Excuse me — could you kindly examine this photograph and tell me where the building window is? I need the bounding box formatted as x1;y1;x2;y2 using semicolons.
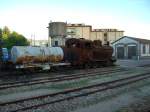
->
143;44;146;54
149;45;150;54
67;28;76;36
104;33;107;41
55;41;58;46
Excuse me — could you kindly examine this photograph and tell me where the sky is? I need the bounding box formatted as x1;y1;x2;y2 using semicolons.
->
0;0;150;40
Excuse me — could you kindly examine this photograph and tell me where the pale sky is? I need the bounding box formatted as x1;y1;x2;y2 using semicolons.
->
0;0;150;40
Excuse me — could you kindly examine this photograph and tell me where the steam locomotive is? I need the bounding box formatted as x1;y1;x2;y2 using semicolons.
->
0;38;116;71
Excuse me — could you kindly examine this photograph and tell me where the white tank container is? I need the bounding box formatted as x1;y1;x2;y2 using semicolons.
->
11;46;64;64
49;47;64;62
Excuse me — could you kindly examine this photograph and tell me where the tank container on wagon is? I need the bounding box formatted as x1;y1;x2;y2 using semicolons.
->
48;22;67;37
47;47;64;62
11;46;64;64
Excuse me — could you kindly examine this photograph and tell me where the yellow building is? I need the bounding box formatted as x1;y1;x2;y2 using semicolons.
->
91;29;124;44
66;24;124;44
67;24;91;40
47;22;124;46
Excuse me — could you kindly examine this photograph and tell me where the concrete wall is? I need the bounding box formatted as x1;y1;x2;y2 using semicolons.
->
51;37;66;46
67;25;124;44
112;37;150;60
67;26;91;39
112;37;139;59
107;32;123;43
49;23;124;47
90;32;103;41
140;43;150;57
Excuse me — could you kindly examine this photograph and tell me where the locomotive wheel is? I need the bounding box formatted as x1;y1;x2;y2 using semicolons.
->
104;60;111;67
84;62;92;69
93;63;98;68
89;62;94;68
84;64;89;69
77;64;85;69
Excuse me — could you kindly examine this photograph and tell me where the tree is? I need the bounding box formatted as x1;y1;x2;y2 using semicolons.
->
1;27;29;49
0;28;2;45
0;28;2;39
0;28;3;61
2;26;10;40
3;31;29;49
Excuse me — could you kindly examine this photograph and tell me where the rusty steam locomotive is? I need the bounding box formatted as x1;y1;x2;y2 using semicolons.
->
0;38;116;71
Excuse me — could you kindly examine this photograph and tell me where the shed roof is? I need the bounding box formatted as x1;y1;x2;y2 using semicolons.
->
112;36;150;44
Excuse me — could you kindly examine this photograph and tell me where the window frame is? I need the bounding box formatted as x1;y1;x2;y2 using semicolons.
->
142;44;146;54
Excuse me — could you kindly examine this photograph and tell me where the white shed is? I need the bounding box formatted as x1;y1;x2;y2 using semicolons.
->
112;36;150;60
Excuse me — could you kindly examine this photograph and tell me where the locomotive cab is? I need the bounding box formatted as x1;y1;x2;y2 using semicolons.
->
65;38;93;67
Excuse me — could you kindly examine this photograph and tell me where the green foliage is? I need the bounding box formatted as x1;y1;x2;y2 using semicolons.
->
0;26;29;49
0;28;2;39
3;26;10;36
2;26;10;40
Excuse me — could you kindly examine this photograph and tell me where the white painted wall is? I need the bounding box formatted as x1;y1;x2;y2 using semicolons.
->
140;43;150;56
112;37;138;45
51;37;66;46
112;37;138;57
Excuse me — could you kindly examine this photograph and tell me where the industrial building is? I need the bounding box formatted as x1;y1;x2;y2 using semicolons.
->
67;24;124;44
112;36;150;60
47;22;124;46
67;24;91;39
91;29;123;44
47;22;67;46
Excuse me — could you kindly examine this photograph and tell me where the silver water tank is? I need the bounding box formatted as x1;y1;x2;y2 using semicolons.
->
48;22;67;37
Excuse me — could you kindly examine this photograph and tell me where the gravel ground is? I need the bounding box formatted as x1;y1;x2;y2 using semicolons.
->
116;59;150;68
71;78;150;112
12;77;150;112
1;72;150;112
116;96;150;112
1;60;150;112
0;68;142;99
0;68;126;95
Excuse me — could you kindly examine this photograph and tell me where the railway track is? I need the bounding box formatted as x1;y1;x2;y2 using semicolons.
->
0;66;117;77
0;67;124;90
0;68;71;79
0;66;120;82
0;71;150;112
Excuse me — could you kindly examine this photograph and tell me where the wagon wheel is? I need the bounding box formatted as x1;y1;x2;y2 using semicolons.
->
84;62;92;69
104;60;111;67
92;62;98;68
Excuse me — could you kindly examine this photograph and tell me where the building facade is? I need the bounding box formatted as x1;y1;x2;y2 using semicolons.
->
48;22;67;46
91;29;123;44
67;24;124;44
67;24;91;39
112;36;150;60
47;22;124;46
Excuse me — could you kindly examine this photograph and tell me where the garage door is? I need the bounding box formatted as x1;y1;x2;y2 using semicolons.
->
117;47;124;59
128;46;137;59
